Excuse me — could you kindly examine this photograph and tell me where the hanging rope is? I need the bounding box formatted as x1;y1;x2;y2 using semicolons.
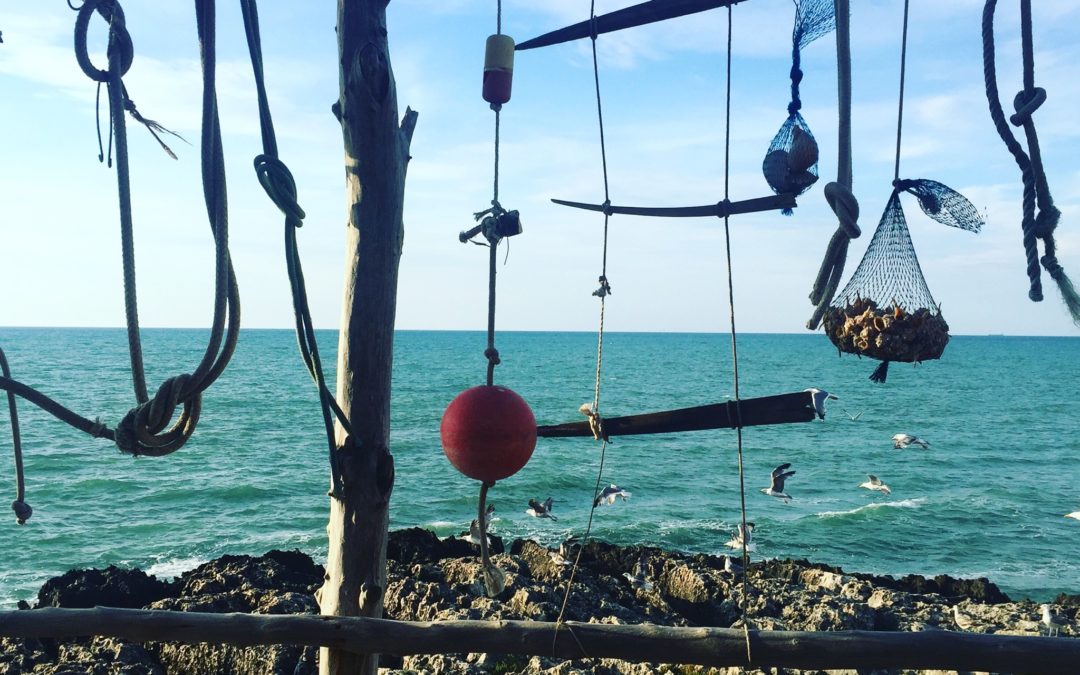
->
0;0;241;521
1;349;30;525
554;2;616;646
718;6;753;666
982;0;1080;325
806;0;859;330
238;0;350;496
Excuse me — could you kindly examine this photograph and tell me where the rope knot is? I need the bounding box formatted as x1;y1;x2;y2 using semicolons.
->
114;374;202;457
484;347;501;366
12;499;32;525
592;275;612;298
823;182;860;239
255;155;307;224
1009;87;1047;127
1041;254;1065;280
578;403;605;441
1034;205;1060;239
74;0;134;83
892;178;917;193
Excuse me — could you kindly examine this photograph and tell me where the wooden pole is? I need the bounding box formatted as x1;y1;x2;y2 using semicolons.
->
321;1;417;674
2;608;1077;674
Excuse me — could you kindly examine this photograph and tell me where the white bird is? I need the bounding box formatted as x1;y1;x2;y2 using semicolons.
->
952;604;974;631
723;555;744;576
483;503;496;529
548;550;571;567
859;474;892;495
842;408;863;421
622;552;653;591
526;497;558;521
1065;512;1080;521
462;519;491;547
893;433;930;449
761;463;795;502
805;388;838;420
594;484;632;507
1041;604;1065;637
724;521;756;552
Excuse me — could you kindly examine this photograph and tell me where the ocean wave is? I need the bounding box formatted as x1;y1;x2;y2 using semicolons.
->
145;556;208;580
815;497;926;519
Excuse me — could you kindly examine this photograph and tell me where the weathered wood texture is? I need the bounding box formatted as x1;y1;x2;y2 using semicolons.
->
1;608;1076;674
323;1;417;674
537;392;817;439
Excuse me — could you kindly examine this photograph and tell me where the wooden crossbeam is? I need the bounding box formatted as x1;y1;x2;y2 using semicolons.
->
516;0;747;51
551;194;795;219
537;392;817;439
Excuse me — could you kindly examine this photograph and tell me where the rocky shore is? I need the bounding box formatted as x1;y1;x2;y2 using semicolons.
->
2;528;1076;674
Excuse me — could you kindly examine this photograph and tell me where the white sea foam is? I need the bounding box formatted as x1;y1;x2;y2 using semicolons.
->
815;497;926;518
145;557;207;581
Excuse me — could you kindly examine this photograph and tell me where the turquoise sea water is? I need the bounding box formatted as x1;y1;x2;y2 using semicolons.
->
0;328;1078;607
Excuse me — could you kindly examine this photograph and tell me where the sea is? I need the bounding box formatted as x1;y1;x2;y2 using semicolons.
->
0;328;1078;608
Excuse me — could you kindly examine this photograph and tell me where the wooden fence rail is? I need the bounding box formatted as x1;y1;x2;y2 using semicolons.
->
0;607;1074;673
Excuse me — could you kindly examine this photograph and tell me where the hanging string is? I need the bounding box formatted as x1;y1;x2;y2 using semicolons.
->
719;5;753;667
892;0;910;185
982;0;1080;324
1;349;31;525
554;0;615;648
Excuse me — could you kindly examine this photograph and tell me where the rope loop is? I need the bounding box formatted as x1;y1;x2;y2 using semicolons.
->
823;181;860;239
11;500;32;526
1009;86;1046;127
114;374;202;457
254;154;307;224
74;0;134;83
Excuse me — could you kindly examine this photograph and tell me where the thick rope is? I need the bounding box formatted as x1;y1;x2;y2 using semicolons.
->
240;0;348;493
982;0;1080;324
807;0;859;330
892;0;910;185
1;350;31;525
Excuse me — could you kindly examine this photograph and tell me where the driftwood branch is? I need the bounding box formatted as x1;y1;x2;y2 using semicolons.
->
1;608;1077;674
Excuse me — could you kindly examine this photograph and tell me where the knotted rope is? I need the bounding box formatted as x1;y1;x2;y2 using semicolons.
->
982;0;1080;325
2;349;30;525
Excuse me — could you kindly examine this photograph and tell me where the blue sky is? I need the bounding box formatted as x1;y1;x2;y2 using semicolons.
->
1;1;1078;335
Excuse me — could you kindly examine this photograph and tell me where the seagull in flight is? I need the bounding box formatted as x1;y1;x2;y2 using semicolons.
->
594;484;632;507
724;521;756;552
841;408;863;421
805;388;838;420
483;503;496;529
859;474;891;495
462;519;491;547
526;497;558;521
1066;512;1080;521
761;463;795;502
892;433;930;449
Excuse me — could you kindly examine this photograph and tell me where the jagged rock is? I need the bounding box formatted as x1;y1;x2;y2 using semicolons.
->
35;566;172;610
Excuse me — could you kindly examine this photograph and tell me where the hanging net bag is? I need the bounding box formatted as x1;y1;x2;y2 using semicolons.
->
761;0;835;213
823;179;982;382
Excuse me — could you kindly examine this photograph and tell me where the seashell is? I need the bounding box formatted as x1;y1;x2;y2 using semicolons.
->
763;149;792;193
787;125;819;172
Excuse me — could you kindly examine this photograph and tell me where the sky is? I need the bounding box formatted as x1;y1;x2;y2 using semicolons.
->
1;1;1078;336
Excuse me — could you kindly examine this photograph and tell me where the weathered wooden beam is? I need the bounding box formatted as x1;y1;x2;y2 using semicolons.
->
551;194;796;219
516;0;747;51
1;608;1076;674
537;392;817;439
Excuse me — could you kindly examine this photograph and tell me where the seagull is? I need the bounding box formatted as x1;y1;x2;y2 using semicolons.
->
893;433;930;449
841;408;863;421
761;463;795;502
622;552;653;592
594;484;632;507
952;604;974;631
1065;512;1080;521
1041;604;1065;637
462;519;491;547
559;535;580;559
526;497;558;521
723;555;744;576
724;521;756;551
859;474;892;495
805;388;838;420
548;549;571;566
483;503;496;529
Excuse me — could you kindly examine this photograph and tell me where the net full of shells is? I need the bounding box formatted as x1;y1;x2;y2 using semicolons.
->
822;297;950;364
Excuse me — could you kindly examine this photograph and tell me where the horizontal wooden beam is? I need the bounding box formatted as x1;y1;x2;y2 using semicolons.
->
516;0;746;51
537;392;816;439
551;193;796;219
0;608;1076;674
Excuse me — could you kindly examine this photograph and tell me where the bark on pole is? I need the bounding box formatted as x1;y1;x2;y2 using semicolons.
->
320;1;416;674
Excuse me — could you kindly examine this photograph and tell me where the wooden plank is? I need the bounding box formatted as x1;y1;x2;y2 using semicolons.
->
516;0;745;51
537;392;816;439
551;193;796;219
1;608;1076;674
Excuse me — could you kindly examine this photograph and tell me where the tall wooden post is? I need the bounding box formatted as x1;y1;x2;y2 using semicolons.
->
319;1;417;673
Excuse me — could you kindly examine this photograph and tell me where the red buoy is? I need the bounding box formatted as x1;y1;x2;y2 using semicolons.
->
482;34;515;105
441;385;536;483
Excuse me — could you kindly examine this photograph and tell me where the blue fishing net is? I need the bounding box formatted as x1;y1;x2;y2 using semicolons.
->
762;0;836;213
